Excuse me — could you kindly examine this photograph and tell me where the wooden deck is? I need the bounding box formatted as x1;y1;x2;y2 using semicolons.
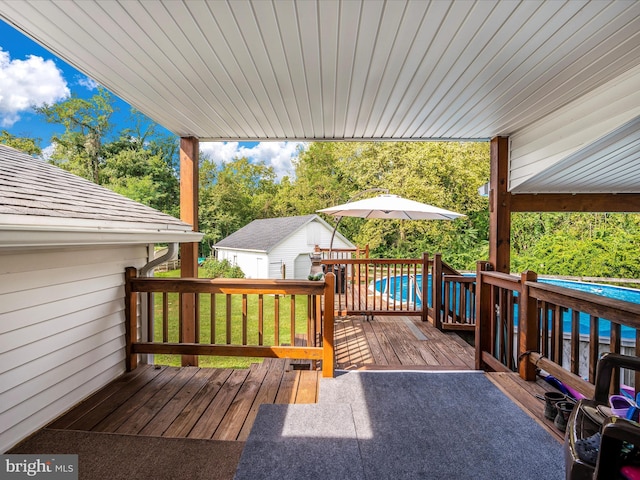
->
335;314;476;370
46;358;319;442
33;315;565;449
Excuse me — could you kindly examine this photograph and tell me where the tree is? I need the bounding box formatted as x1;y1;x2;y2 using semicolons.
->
36;88;113;183
199;156;279;254
101;147;179;216
0;130;41;155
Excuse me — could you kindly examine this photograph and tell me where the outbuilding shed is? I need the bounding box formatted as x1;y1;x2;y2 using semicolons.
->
214;214;355;279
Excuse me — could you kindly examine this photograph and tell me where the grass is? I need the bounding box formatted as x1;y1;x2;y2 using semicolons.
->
150;269;314;369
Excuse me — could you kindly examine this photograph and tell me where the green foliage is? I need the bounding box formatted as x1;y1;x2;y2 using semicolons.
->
0;130;41;155
199;156;279;254
200;258;245;279
37;88;114;183
101;143;179;216
511;213;640;277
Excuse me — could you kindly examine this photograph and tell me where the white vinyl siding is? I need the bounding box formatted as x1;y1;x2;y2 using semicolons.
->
216;249;267;279
509;64;640;193
269;219;352;279
0;244;148;452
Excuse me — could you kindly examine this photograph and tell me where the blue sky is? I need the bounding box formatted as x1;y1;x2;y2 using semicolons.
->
0;20;304;179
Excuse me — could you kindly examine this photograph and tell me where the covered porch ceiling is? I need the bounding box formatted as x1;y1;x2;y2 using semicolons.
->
1;0;640;194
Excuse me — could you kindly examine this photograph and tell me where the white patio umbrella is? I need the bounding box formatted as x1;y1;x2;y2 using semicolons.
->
318;194;464;254
317;194;464;220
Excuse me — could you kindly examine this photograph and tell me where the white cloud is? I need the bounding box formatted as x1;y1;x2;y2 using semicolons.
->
40;143;56;161
76;75;98;90
0;48;70;127
200;141;307;180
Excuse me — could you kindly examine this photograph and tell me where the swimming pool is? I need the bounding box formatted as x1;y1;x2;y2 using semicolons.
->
373;274;640;340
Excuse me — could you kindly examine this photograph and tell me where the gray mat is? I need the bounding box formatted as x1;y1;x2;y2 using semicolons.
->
9;428;244;480
234;403;364;480
237;371;564;480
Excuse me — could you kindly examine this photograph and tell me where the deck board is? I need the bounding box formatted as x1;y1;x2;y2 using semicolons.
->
162;368;233;438
38;315;560;446
138;368;218;436
334;315;475;370
487;371;565;442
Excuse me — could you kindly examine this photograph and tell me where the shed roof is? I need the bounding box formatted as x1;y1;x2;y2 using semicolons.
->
214;214;352;253
0;145;202;247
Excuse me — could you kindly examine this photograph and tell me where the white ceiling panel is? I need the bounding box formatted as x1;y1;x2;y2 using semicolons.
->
1;0;640;192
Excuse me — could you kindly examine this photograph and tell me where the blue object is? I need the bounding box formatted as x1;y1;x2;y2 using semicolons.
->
542;374;570;396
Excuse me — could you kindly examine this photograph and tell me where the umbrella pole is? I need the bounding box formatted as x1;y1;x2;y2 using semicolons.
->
328;216;343;258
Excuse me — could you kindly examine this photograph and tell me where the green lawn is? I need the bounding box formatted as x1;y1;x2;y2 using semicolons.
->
150;269;313;368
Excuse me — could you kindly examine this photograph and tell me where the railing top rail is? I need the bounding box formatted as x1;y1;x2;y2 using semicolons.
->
130;277;327;295
321;258;425;265
479;271;521;290
526;281;640;328
441;260;460;276
443;275;475;282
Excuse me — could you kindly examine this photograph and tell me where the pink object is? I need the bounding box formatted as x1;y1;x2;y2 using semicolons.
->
621;465;640;480
565;385;586;400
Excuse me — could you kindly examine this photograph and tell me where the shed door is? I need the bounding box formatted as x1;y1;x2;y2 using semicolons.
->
294;253;311;279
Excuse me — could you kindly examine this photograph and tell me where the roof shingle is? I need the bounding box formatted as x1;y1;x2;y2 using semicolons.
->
214;215;319;252
0;145;192;231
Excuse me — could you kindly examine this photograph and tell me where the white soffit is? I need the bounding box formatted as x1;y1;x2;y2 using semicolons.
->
0;0;639;142
509;63;640;193
2;0;640;195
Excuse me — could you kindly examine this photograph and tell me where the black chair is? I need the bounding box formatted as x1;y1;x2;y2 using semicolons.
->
565;353;640;479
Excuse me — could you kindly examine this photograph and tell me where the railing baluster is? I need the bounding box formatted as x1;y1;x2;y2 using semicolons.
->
460;282;467;324
570;309;580;375
242;294;248;345
589;316;600;383
226;294;232;345
211;293;216;344
195;292;200;344
147;292;153;342
258;294;264;346
290;294;296;345
179;293;183;343
507;291;514;370
611;322;621;393
274;294;280;345
541;302;549;357
554;305;563;366
489;285;497;357
307;294;312;346
162;292;169;343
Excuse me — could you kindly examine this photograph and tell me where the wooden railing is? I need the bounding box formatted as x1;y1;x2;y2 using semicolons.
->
315;245;369;260
441;274;476;331
318;253;470;328
322;255;429;320
475;262;640;397
125;268;335;377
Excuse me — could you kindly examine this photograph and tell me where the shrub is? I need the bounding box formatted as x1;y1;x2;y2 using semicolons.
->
200;258;245;279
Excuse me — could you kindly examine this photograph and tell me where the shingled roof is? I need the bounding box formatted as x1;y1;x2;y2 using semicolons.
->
0;144;202;246
215;215;326;252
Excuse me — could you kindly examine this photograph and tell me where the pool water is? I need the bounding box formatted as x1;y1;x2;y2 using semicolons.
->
374;274;640;340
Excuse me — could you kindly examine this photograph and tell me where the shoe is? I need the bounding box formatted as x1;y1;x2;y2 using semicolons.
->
610;395;635;417
575;432;601;466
